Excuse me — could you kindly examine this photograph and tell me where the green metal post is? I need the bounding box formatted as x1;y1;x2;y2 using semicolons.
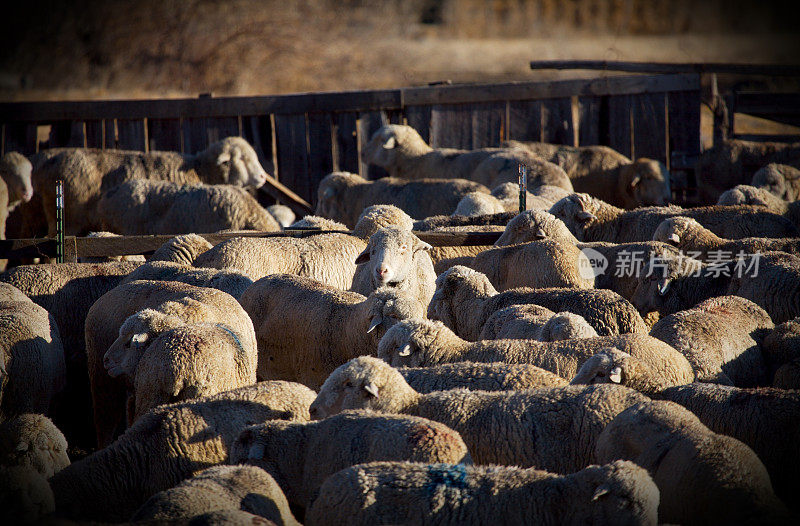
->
56;180;64;263
518;164;527;214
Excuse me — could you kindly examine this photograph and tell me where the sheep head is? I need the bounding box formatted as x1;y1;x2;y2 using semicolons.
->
365;288;425;344
355;227;432;290
198;136;267;188
352;204;414;240
578;460;660;526
361;124;429;170
309;356;417;419
630;252;702;316
549;193;599;240
376;318;452;367
652;216;702;247
315;171;365;221
540;312;598;341
570;347;631;386
0;152;33;209
751;163;793;200
494;209;578;247
623;158;671;207
427;265;495;324
103;309;184;382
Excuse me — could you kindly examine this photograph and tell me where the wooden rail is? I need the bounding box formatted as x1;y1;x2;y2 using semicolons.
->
0;230;503;262
529;60;800;76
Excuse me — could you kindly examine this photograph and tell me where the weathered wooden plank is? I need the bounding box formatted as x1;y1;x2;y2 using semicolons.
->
632;92;668;163
540;97;575;145
242;115;276;177
116;119;147;151
306;112;334;205
274;113;310;203
430;104;472;149
147;118;182;152
529;60;800;76
508;100;541;142
731;92;800;128
84;120;105;149
104;119;117;149
333;112;359;174
2;122;38;155
404;105;432;144
578;96;602;146
606;95;633;158
358;110;388;179
181;117;209;154
48;121;86;148
204;116;240;143
471;102;506;148
0;75;699;122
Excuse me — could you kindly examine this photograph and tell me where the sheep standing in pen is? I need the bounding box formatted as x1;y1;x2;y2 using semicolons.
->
311;357;649;472
596;400;789;525
48;381;316;522
315;171;490;227
506;140;671;208
659;383;800;509
479;305;599;341
751;163;800;201
148;233;215;265
725;251;800;324
306;460;659;526
289;215;348;230
96;179;281;235
0;413;69;478
413;210;515;231
86;280;256;447
762;317;800;383
24;136;268;236
653;216;800;258
239;274;424;389
570;347;676;397
452;183;551;217
131;464;300;526
550;192;798;243
717;184;800;229
230;411;471;515
266;204;296;228
0;152;34;269
120;260;254;297
399;361;567;392
428;265;647;340
0;285;66;421
377;319;693;385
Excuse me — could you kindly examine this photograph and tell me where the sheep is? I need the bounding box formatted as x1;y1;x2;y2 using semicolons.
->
596;400;789;525
412;211;515;231
97;179;281;235
550;192;799;243
75;231;148;263
310;356;649;472
378;319;693;385
751;163;800;201
762;317;800;381
0;293;65;422
467;239;595;290
494;209;579;246
288;215;348;230
238;274;424;389
230;411;471;514
570;347;675;397
148;233;214;265
361;124;572;190
0;414;69;478
86;279;256;447
0;466;55;524
0;152;34;269
350;204;414;240
48;380;316;522
452;183;553;217
131;464;300;526
773;359;800;389
479;304;598;341
717;184;800;229
350;226;436;307
121;260;254;298
654;216;800;259
507;140;671;208
726;251;800;323
110;322;259;425
399;361;568;392
428;266;647;341
658;383;800;509
306;459;659;526
696;138;800;204
266;204;296;229
315;171;490;227
26;136;268;237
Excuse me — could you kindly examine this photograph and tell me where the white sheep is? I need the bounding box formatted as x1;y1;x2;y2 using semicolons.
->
266;204;297;228
398;361;567;392
238;274;424;389
751;162;800;201
96;179;281;235
310;356;649;472
570;347;678;396
230;411;471;514
148;233;215;265
306;460;659;526
452;182;554;217
762;317;800;382
0;413;69;478
0;152;34;269
480;305;598;341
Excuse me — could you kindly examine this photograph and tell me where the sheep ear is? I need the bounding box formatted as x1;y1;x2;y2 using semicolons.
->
414;239;433;253
534;228;546;240
367;316;383;333
608;366;622;384
576;211;596;223
363;382;379;398
16;441;28;452
630;175;641;188
382;136;396;150
668;233;680;243
216;152;231;165
355;248;371;265
398;344;413;357
592;485;611;501
131;333;149;346
657;278;671;296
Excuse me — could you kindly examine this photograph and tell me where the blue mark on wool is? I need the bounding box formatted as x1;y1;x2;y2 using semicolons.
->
216;323;244;354
424;464;468;495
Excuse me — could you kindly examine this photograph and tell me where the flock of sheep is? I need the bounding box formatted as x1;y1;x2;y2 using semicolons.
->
0;122;799;525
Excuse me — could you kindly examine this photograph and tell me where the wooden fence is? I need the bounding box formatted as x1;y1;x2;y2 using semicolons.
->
0;73;701;210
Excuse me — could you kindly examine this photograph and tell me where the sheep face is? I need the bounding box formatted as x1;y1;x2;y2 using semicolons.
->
0;152;34;207
570;348;627;385
631;254;696;316
365;288;425;344
549;193;597;241
625;159;671;207
652;217;699;247
540;312;598;341
376;319;445;368
310;357;412;419
103;310;182;381
315;172;362;220
201;137;267;188
494;209;577;246
355;227;432;290
361;124;425;169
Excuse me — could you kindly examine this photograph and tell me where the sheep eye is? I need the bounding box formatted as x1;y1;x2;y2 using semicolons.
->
345;381;353;388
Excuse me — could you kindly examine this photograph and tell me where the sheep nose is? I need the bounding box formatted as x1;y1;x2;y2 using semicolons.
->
309;406;321;419
376;267;389;277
